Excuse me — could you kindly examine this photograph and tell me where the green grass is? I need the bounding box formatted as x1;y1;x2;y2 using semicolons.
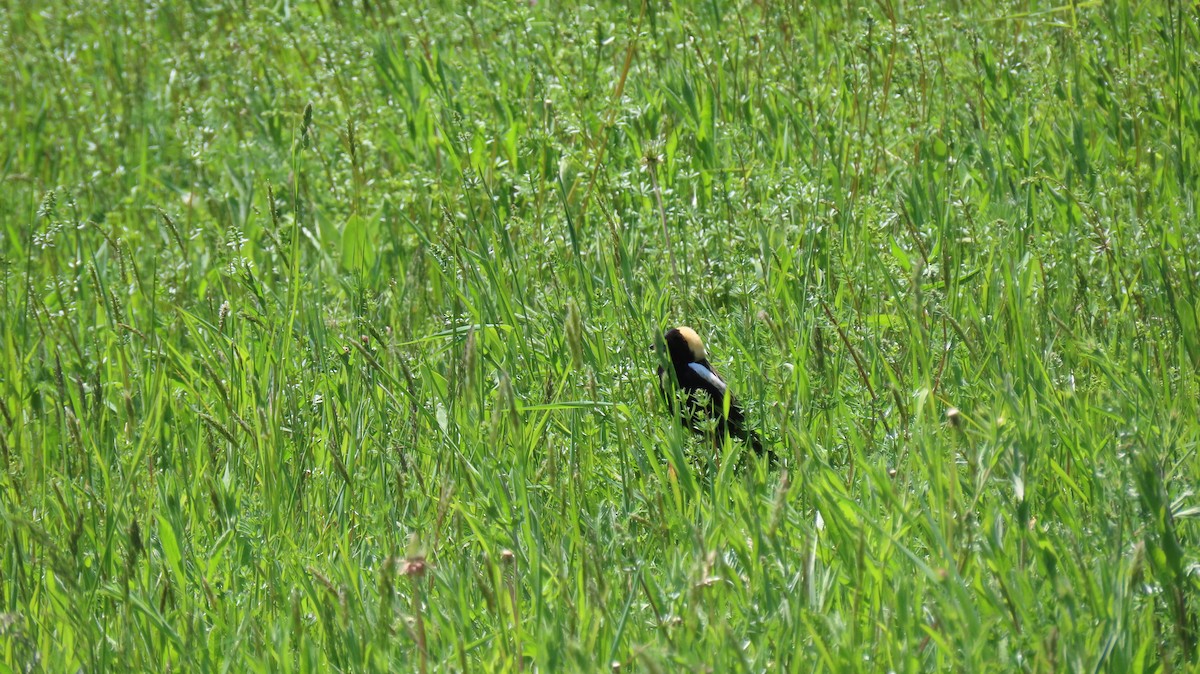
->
2;0;1199;670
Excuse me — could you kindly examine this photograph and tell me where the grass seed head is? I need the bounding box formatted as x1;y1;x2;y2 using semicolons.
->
464;326;478;392
565;301;583;370
401;555;428;579
128;519;143;559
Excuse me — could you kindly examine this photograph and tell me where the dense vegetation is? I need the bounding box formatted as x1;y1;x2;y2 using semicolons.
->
2;0;1199;670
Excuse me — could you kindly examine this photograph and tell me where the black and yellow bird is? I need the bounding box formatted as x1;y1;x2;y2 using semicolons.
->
656;326;769;459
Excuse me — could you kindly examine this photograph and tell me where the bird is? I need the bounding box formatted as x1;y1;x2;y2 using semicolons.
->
656;326;769;459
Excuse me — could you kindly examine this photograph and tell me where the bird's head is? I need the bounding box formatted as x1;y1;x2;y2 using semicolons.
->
663;326;707;365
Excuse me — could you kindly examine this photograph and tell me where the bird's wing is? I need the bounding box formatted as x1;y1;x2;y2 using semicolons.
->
688;361;727;394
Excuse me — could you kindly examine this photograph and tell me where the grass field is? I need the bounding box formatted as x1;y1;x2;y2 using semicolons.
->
2;0;1200;671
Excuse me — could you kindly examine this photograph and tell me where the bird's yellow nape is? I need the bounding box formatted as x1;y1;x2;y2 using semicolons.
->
675;326;707;361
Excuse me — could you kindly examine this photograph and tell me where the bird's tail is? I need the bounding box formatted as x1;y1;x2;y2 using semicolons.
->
736;428;777;465
754;433;780;465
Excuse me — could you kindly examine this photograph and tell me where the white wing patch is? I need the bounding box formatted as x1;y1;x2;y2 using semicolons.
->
688;362;727;394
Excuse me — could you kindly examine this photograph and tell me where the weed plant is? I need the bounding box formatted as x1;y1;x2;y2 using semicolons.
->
1;1;1199;671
